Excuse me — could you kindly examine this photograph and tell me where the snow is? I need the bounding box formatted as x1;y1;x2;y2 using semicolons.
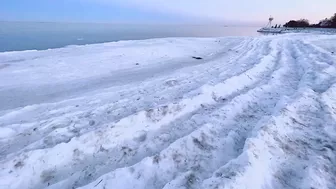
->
282;28;336;35
0;34;336;189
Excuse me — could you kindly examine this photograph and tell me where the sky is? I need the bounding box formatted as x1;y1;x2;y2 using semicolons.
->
1;0;336;25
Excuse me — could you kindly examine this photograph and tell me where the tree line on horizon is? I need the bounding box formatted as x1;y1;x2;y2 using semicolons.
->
283;13;336;28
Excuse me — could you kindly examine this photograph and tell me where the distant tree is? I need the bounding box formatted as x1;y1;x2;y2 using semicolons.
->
331;13;336;28
284;13;336;28
311;23;321;28
284;20;298;27
284;19;309;28
297;19;310;27
274;24;278;28
318;18;331;28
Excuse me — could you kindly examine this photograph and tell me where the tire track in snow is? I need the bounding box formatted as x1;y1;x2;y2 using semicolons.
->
293;40;336;94
75;38;307;189
0;37;260;158
0;37;272;189
268;39;336;189
48;38;275;189
0;39;250;157
163;38;307;189
3;35;335;189
201;37;336;189
270;92;336;189
73;38;280;189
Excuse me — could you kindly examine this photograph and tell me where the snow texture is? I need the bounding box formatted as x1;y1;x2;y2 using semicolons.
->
0;34;336;189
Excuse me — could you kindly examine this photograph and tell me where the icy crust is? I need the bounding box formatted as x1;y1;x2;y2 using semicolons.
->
0;34;336;189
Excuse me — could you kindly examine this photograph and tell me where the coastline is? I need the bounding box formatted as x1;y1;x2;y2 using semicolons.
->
1;34;336;189
0;22;260;52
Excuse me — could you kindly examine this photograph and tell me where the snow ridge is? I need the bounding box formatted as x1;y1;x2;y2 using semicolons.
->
0;34;335;189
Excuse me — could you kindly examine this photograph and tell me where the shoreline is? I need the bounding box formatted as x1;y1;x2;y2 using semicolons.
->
0;23;260;53
0;33;336;189
1;28;336;53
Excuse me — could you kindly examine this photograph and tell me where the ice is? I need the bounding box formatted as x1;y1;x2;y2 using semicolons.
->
0;34;336;189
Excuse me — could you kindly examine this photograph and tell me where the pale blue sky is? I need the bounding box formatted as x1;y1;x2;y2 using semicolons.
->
1;0;335;25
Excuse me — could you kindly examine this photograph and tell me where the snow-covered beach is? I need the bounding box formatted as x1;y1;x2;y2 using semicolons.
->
0;33;336;189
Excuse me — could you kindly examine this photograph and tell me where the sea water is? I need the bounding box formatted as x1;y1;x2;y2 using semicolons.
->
0;21;260;52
